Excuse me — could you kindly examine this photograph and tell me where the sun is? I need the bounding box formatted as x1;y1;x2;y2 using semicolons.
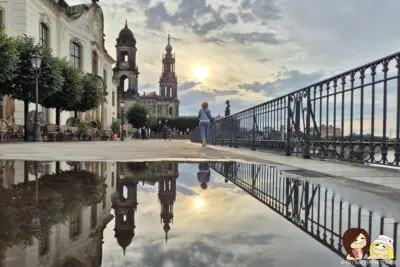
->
194;198;204;209
194;65;209;81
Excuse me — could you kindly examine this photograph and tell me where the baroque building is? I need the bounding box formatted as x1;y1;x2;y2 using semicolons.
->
113;22;180;119
0;0;117;128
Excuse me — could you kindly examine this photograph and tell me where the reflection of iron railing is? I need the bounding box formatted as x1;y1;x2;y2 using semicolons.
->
210;161;398;267
192;52;400;167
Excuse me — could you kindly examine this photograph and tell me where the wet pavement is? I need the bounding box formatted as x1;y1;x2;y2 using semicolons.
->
0;160;398;267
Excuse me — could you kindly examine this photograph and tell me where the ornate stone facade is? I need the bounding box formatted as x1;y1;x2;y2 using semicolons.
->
112;23;180;118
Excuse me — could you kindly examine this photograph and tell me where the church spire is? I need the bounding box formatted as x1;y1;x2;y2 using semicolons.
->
125;19;128;27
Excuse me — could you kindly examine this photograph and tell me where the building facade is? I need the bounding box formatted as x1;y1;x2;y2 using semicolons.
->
0;0;117;128
113;23;180;119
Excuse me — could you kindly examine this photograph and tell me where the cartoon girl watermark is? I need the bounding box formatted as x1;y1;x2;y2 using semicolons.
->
342;228;369;260
368;235;394;260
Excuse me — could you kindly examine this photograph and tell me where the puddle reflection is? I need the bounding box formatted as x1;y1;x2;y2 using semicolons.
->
0;160;398;267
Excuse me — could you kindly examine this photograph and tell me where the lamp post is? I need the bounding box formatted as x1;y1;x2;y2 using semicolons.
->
31;52;42;142
120;99;125;141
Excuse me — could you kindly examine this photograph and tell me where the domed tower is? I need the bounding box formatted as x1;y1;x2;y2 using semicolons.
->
159;35;179;104
158;163;178;243
111;163;138;255
113;20;139;98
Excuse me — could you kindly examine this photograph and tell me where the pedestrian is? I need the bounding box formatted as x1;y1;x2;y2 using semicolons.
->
197;162;210;190
162;124;168;141
198;101;212;146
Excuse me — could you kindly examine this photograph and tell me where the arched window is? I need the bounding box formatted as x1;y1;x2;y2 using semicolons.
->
70;42;81;70
92;51;98;75
39;23;49;48
90;204;97;229
69;210;82;239
0;8;5;28
39;232;50;256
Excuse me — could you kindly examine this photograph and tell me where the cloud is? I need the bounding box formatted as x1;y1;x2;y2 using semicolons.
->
222;31;282;45
255;58;271;63
238;0;281;24
239;68;324;97
178;81;201;91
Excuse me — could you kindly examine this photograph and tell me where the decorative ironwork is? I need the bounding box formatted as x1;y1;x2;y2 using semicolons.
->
191;52;400;167
210;161;398;266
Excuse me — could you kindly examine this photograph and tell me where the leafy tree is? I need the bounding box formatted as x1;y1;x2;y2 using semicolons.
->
126;104;149;128
41;58;83;125
75;73;103;117
0;28;18;85
0;34;64;140
110;121;120;134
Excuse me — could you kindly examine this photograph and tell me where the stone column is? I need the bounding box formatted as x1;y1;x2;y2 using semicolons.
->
47;108;56;124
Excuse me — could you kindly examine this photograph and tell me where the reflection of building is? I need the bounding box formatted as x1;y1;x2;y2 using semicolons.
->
111;164;138;255
113;21;180;119
111;162;178;254
1;1;116;127
312;124;341;137
1;161;117;267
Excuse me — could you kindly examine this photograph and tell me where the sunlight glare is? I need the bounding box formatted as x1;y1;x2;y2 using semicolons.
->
195;198;204;209
194;65;209;81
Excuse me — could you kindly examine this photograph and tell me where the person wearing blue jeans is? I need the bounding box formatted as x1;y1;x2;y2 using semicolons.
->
198;102;212;146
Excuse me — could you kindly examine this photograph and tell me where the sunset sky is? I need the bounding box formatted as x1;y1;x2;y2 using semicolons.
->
69;0;400;117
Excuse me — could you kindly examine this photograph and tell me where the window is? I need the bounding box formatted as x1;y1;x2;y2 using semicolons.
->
102;188;107;209
0;8;4;28
90;205;97;229
111;172;114;187
69;210;82;239
112;92;115;106
92;51;98;75
70;42;81;69
39;232;50;256
121;51;128;62
39;23;49;48
103;69;107;86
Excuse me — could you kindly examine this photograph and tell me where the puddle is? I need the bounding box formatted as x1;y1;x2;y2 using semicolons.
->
0;160;398;267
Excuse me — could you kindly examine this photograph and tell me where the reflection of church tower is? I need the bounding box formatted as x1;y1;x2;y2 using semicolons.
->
111;165;138;256
158;164;177;243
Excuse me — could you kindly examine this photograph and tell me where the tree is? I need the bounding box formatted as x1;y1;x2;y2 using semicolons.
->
0;28;18;85
0;34;64;140
75;73;103;117
41;58;83;125
126;104;149;128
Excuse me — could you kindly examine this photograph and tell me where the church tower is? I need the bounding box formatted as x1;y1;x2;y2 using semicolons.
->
113;20;139;98
159;34;178;100
158;170;177;243
111;163;138;255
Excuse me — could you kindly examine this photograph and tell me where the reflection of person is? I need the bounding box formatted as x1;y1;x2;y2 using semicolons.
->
197;162;210;190
368;235;395;260
342;228;369;260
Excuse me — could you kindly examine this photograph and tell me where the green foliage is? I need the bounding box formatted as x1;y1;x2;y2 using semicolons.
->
75;73;103;112
95;118;103;130
0;34;64;103
110;121;120;134
0;28;18;85
147;116;198;132
126;104;150;128
79;120;88;132
41;58;83;112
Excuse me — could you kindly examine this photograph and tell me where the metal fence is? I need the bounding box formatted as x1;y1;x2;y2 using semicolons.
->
210;161;398;266
192;51;400;167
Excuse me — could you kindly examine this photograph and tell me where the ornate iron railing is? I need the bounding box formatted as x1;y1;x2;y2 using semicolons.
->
210;161;398;266
192;51;400;167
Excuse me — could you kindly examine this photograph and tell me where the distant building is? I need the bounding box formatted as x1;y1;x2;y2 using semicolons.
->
313;124;341;137
113;22;180;119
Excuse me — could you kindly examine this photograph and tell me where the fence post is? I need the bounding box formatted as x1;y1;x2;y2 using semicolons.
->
286;95;292;156
252;109;256;151
304;88;311;159
234;117;238;148
229;118;233;147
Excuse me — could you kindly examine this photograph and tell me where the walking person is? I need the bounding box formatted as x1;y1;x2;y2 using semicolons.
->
198;102;212;146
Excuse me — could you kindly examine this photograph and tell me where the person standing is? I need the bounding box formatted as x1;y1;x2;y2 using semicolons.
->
198;102;212;146
197;162;210;190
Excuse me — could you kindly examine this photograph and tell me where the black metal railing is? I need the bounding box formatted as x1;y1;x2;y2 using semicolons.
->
191;51;400;167
210;161;398;267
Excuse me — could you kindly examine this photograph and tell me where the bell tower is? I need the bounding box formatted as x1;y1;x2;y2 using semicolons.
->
112;163;138;256
113;20;139;97
159;34;178;100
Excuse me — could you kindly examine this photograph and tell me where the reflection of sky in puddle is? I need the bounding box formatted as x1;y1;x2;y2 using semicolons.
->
102;164;342;267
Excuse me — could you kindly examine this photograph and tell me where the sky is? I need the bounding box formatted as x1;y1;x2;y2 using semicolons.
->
69;0;400;117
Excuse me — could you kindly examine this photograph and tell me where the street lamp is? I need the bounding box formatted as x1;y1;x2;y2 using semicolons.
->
120;99;125;141
31;52;42;142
